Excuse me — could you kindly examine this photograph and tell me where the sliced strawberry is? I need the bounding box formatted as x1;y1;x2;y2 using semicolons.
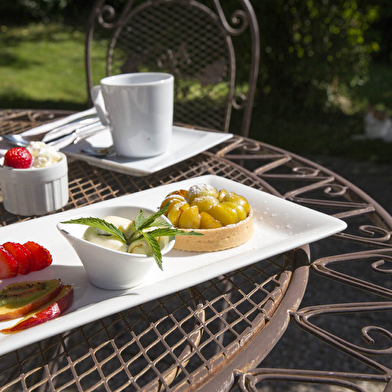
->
3;242;31;275
21;245;35;271
23;242;53;271
0;246;18;279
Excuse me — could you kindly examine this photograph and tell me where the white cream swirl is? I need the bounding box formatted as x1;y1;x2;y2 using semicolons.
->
27;142;62;168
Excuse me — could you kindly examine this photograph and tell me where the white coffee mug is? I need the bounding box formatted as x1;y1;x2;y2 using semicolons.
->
91;73;174;158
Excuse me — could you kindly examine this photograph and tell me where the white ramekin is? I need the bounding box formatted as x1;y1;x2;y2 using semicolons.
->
0;152;69;216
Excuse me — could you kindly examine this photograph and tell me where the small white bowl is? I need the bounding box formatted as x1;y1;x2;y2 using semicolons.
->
57;205;175;290
0;153;69;216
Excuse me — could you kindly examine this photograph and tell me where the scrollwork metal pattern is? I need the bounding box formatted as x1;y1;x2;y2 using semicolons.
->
85;0;260;137
213;136;392;391
234;368;386;392
1;113;392;391
96;4;117;29
212;0;250;35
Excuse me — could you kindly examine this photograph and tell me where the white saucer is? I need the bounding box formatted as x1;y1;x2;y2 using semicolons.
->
62;126;233;176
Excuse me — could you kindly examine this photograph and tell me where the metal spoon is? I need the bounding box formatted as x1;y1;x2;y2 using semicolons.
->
2;114;98;147
2;134;37;147
81;146;116;157
3;121;102;149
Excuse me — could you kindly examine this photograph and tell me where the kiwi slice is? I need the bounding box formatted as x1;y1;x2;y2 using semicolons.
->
0;279;62;307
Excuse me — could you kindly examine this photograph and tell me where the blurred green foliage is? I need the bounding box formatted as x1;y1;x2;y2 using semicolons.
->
1;0;96;24
2;0;390;114
253;0;382;115
1;0;391;163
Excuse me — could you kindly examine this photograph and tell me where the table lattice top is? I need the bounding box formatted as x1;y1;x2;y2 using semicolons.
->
0;109;391;392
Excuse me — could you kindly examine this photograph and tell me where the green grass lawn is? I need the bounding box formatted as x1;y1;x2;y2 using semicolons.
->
1;23;391;164
0;23;93;111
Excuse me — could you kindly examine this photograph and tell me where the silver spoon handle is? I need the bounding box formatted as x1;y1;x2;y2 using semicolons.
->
48;122;105;150
41;115;99;142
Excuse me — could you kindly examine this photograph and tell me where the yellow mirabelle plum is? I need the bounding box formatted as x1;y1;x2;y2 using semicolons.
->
160;194;186;212
186;184;219;204
221;201;247;221
208;204;239;226
218;189;228;202
165;189;188;198
222;192;250;215
167;201;189;227
161;184;251;230
178;205;201;229
200;212;222;229
191;195;219;213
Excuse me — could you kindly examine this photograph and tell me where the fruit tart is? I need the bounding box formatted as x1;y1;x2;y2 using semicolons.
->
160;184;254;252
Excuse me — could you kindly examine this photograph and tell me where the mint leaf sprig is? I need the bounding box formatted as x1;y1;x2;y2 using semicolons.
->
60;217;127;243
61;203;203;270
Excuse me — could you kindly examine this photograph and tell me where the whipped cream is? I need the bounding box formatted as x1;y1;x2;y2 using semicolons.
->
27;142;62;168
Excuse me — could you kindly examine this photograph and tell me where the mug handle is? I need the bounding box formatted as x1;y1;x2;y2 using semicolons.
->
91;86;109;126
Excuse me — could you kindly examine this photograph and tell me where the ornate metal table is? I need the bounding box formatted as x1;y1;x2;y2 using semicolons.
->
0;110;391;392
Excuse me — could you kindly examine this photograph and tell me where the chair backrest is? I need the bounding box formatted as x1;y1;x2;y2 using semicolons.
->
85;0;259;137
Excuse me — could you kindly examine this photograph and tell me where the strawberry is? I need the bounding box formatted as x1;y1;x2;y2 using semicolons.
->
3;147;33;169
0;246;18;279
23;242;52;271
3;242;31;275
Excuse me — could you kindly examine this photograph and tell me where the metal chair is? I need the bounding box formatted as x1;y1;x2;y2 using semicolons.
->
85;0;259;137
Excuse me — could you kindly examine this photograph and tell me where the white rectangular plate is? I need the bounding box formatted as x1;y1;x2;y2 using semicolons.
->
0;175;347;355
62;126;233;176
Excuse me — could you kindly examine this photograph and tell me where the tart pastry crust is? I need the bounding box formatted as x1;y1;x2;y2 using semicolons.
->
174;208;254;252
